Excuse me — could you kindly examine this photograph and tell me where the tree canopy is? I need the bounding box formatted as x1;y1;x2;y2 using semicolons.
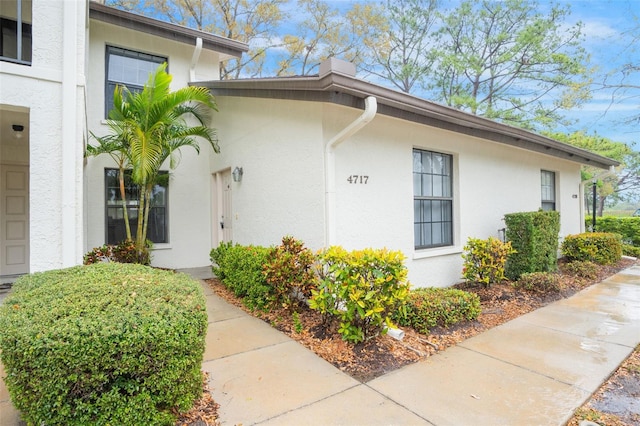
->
545;131;640;214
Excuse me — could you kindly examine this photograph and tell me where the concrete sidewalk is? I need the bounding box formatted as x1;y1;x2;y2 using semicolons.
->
201;264;640;426
1;264;639;425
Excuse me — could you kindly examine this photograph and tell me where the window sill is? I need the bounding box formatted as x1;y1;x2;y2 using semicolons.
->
413;245;462;260
150;244;171;251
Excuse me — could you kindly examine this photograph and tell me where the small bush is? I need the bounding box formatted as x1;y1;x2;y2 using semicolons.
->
622;243;640;258
462;237;516;287
263;236;317;310
504;210;560;280
210;242;272;310
514;271;562;293
84;239;151;265
593;216;640;246
0;263;207;425
309;246;410;343
562;260;599;280
561;232;623;265
393;288;480;334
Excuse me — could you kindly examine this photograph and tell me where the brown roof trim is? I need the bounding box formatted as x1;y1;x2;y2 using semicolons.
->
89;1;248;59
200;73;619;170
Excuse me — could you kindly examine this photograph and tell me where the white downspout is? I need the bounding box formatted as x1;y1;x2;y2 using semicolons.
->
324;96;377;246
189;37;203;82
579;165;616;232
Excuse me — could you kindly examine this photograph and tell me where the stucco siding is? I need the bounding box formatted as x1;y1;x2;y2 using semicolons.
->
211;96;583;287
84;20;223;269
211;97;326;249
0;0;86;273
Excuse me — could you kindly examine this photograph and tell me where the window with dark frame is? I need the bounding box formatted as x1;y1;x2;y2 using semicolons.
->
541;170;556;211
105;169;168;244
105;46;166;117
0;0;32;65
413;149;454;249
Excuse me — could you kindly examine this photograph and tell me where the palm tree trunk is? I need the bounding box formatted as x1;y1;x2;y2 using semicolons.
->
118;167;132;241
141;183;152;246
136;182;147;260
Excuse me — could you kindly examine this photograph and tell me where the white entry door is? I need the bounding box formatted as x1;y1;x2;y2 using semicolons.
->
212;169;233;246
1;165;29;276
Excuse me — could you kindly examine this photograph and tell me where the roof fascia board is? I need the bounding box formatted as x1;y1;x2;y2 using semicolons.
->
200;76;618;169
89;2;248;58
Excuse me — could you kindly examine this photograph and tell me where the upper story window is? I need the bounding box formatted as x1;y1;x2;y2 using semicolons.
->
541;170;556;211
0;0;32;65
105;46;167;117
413;149;454;249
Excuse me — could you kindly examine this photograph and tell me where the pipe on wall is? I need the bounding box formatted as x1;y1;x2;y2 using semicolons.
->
189;37;203;82
324;96;377;246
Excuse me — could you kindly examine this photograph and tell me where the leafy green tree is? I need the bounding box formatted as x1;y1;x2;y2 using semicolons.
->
427;0;590;129
545;131;640;215
88;64;219;261
362;0;438;93
275;0;386;76
106;0;288;79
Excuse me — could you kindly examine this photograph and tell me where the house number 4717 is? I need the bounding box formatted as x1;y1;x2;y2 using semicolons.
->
347;175;369;184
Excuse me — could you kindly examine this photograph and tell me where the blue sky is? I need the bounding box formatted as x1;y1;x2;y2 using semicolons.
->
319;0;640;147
554;0;639;146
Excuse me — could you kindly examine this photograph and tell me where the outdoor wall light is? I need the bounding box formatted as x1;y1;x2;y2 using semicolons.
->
232;166;243;182
12;124;24;139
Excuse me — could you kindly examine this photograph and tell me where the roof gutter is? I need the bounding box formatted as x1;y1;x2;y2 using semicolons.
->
324;96;377;246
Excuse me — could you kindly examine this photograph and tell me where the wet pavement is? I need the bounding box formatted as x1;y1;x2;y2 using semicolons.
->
1;264;639;425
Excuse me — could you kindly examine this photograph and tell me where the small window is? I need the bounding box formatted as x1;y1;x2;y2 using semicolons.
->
105;169;168;244
413;149;454;249
0;0;32;65
541;170;556;211
105;46;166;117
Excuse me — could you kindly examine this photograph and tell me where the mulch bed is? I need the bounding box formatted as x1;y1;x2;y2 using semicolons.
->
177;257;637;425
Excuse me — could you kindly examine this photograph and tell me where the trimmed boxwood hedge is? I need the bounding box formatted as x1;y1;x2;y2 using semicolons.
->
0;263;207;425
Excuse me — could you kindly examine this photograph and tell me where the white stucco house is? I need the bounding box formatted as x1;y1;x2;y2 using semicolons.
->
0;0;618;287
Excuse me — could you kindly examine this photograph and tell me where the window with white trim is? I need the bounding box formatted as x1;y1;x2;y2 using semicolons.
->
105;169;168;244
413;149;453;249
0;0;32;65
105;46;166;117
541;170;556;211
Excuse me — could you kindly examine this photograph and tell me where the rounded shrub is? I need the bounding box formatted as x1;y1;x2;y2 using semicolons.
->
561;232;623;265
0;263;207;425
393;287;481;334
514;271;562;293
561;260;599;280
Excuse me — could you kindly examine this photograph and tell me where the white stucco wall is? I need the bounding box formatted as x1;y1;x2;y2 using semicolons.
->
0;0;86;273
211;97;326;249
84;20;223;269
212;96;583;287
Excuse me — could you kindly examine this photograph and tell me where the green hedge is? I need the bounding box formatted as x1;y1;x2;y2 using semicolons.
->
210;242;272;310
0;263;207;425
504;210;560;280
561;232;623;265
392;288;480;334
591;216;640;246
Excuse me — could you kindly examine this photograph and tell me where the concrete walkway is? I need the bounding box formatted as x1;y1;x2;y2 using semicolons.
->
1;264;639;425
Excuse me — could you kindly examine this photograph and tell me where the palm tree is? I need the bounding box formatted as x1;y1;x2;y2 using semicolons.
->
87;63;219;262
87;115;134;241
